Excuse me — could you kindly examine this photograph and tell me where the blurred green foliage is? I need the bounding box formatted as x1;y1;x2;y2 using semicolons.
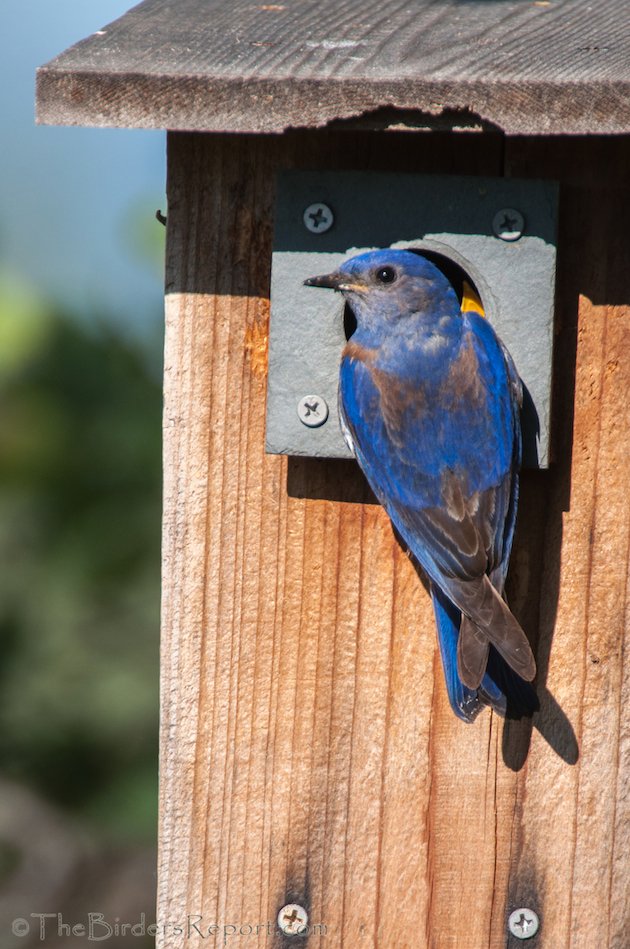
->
0;270;161;843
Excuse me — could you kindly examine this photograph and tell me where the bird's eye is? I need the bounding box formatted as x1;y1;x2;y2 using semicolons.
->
375;266;396;285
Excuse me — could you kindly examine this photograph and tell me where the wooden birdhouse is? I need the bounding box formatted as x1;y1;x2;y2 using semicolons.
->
37;1;630;945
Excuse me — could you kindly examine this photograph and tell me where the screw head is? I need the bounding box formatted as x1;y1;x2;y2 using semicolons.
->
493;208;525;241
303;203;334;234
277;903;308;936
508;907;539;940
297;394;329;428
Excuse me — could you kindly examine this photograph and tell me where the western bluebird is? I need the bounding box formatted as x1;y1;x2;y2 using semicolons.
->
305;249;537;722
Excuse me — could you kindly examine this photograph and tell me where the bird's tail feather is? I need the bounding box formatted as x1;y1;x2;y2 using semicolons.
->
431;586;498;722
431;585;538;722
457;616;490;690
449;575;536;686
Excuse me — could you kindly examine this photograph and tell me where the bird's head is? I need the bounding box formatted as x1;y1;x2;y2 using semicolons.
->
304;249;460;332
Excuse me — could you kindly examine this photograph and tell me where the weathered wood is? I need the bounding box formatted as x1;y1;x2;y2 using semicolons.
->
36;0;630;134
158;129;630;948
503;136;630;949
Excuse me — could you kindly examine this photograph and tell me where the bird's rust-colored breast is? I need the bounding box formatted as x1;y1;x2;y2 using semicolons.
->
343;339;427;448
343;340;377;365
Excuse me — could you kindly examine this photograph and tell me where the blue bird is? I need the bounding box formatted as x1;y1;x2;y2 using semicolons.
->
304;249;537;722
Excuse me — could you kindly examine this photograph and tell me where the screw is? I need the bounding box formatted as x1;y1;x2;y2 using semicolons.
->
493;208;525;241
277;903;308;936
303;203;334;234
297;394;329;428
508;908;539;940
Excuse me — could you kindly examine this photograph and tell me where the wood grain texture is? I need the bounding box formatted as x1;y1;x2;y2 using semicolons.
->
503;136;630;949
36;0;630;134
158;129;630;947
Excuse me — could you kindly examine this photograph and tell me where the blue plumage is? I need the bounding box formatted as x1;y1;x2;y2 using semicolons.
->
305;249;537;722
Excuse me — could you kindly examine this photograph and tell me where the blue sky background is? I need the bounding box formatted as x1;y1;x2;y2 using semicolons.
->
0;1;165;332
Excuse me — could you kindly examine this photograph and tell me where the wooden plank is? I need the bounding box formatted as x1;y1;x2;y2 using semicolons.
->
36;0;630;134
503;136;630;949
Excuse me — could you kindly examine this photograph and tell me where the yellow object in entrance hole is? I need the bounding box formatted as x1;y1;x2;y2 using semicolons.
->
460;280;485;317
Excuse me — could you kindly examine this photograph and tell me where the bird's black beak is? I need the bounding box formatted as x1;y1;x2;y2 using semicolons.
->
303;271;344;290
304;271;367;293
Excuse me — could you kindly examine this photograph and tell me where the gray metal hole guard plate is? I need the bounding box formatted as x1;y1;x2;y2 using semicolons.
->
266;171;558;468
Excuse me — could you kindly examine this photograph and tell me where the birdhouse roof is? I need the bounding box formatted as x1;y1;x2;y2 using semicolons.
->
36;0;630;135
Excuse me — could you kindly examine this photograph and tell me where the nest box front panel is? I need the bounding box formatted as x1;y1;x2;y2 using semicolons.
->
266;170;558;468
